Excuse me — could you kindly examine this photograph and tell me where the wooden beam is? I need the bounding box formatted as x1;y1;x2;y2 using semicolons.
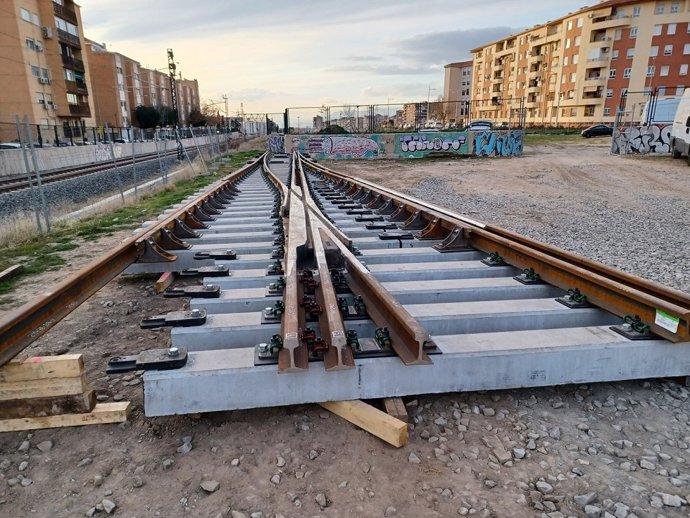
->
0;375;89;401
0;354;84;383
0;402;131;432
0;390;95;419
319;400;408;448
383;397;408;423
154;272;176;293
0;265;23;282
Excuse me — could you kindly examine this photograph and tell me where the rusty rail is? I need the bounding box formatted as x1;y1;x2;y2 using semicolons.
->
0;156;266;367
300;155;690;343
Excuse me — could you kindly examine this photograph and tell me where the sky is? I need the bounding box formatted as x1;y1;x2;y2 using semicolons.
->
80;0;595;116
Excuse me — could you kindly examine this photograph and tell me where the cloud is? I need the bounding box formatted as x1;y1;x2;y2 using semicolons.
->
392;27;519;64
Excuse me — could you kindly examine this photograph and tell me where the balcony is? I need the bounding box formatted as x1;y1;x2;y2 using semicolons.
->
530;54;545;62
57;29;81;49
525;101;540;108
68;103;91;117
584;76;607;87
61;54;85;72
53;2;78;24
587;56;610;67
527;84;541;93
581;96;604;105
592;15;629;29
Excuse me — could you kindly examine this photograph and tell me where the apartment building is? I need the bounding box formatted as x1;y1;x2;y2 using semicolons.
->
470;0;690;126
0;0;95;141
140;67;169;110
443;60;473;125
176;78;200;126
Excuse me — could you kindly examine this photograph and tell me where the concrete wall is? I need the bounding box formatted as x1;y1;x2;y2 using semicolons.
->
282;130;524;159
0;135;217;178
612;124;672;155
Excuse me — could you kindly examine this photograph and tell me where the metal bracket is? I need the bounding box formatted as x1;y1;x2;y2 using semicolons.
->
355;215;384;222
347;209;373;215
106;347;188;374
140;309;206;329
174;218;201;239
164;285;220;298
179;265;230;277
193;205;215;222
481;252;506;266
433;227;472;251
137;239;177;263
159;228;191;250
556;288;592;309
366;222;398;230
610;315;656;340
193;250;237;260
378;231;414;240
513;267;544;285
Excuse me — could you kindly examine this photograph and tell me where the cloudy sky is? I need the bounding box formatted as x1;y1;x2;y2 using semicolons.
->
81;0;592;116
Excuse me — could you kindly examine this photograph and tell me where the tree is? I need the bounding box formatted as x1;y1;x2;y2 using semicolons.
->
318;124;348;134
134;105;161;128
200;102;222;127
188;108;207;127
159;106;177;126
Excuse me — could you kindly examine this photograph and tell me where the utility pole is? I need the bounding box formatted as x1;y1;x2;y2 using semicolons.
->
167;48;183;160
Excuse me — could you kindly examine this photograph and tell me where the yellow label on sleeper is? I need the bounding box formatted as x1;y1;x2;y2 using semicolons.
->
655;310;680;333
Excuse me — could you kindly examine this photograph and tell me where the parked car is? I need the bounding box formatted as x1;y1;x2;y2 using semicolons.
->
670;89;690;164
581;124;613;138
467;120;494;131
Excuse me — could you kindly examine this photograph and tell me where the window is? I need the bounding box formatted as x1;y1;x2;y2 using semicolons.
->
685;43;690;55
630;27;638;38
566;38;571;49
574;36;581;46
627;48;635;58
20;8;31;22
604;107;611;116
567;20;573;31
633;6;641;16
681;64;689;75
577;18;583;28
612;49;619;60
647;66;656;76
30;66;40;78
664;45;673;55
570;72;577;82
606;89;614;98
671;1;679;13
650;46;659;57
609;69;616;78
64;69;75;81
668;23;676;35
564;56;569;66
25;38;36;51
54;17;78;36
36;92;45;104
655;3;665;14
661;65;670;76
573;54;579;64
614;29;622;40
66;93;79;105
623;68;632;78
585;106;595;117
40;68;49;80
658;86;666;96
653;25;662;36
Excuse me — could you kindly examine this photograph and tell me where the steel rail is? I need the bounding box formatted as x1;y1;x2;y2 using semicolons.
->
300;156;690;343
0;155;265;367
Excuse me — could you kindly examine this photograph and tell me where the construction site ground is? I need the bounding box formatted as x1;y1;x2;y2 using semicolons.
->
1;137;690;518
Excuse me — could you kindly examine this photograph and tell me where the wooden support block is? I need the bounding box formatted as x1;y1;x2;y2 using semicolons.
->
0;375;89;401
320;400;408;448
0;390;95;419
154;271;176;293
383;397;409;423
0;402;131;432
0;354;84;383
0;264;23;282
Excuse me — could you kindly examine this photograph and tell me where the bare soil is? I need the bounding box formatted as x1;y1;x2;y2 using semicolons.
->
1;139;689;518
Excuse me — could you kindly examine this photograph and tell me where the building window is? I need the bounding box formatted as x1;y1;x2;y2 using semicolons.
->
36;92;45;104
567;20;573;31
671;1;679;12
647;66;656;76
574;36;581;46
658;86;666;96
633;6;641;16
54;17;78;36
614;29;622;40
623;68;632;78
630;27;638;38
609;69;616;78
664;45;673;55
573;54;579;64
564;56;569;66
650;46;659;57
64;69;75;81
612;49;619;60
66;93;79;105
661;65;670;76
684;43;690;54
570;72;577;82
604;107;611;116
20;8;31;22
31;65;40;77
627;48;635;58
655;3;664;14
668;23;676;35
565;38;571;49
577;17;583;28
606;89;614;97
585;106;595;117
25;38;36;51
653;25;662;36
681;64;689;75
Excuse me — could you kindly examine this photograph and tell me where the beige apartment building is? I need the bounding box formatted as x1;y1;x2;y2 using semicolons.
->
176;79;200;126
0;0;95;142
443;60;473;125
470;0;690;126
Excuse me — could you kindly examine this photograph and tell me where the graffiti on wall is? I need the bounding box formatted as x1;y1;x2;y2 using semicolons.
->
472;130;524;157
291;135;382;159
95;144;121;161
395;133;469;157
611;124;672;154
267;135;285;153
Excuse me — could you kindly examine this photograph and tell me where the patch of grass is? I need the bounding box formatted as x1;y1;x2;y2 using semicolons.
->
0;149;263;302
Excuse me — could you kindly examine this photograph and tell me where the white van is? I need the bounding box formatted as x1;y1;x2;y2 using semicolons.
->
671;90;690;164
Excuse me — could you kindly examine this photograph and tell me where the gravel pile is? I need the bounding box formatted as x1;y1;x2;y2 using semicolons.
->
0;153;187;221
411;176;690;294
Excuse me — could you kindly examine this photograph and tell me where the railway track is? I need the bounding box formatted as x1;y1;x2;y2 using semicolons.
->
1;151;689;417
0;144;211;194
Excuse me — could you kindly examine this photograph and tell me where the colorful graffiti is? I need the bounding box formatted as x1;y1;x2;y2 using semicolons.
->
290;135;382;159
611;124;672;154
395;132;469;157
267;135;285;153
472;130;524;157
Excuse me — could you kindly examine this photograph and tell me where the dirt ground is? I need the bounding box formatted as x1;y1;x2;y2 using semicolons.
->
1;139;690;518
